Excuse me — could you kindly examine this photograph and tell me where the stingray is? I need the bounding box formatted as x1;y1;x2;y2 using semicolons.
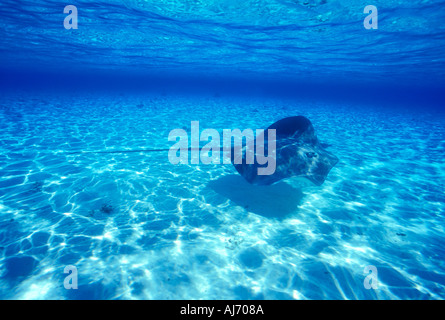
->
231;116;338;186
66;116;338;186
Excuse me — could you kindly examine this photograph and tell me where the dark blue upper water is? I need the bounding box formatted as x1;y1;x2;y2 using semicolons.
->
1;0;445;97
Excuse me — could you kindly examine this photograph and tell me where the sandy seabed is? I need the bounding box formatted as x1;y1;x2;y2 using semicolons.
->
0;92;444;299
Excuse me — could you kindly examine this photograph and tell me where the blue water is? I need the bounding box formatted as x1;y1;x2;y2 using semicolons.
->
0;0;444;300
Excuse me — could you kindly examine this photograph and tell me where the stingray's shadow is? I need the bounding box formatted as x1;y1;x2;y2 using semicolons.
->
207;175;304;219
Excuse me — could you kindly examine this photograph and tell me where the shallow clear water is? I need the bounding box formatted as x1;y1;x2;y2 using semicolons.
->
0;0;444;300
0;92;444;299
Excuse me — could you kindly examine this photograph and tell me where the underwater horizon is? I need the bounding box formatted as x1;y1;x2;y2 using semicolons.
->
0;0;444;300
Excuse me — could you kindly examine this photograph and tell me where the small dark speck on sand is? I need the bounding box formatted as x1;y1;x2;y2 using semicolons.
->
100;204;114;214
33;181;44;192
